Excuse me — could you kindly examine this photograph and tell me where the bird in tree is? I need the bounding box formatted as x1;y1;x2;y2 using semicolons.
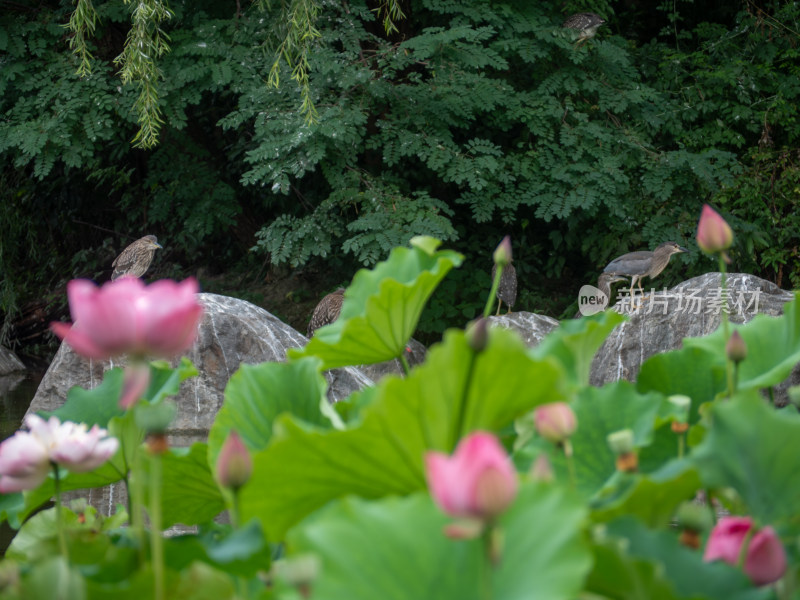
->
562;12;606;46
307;288;345;337
603;241;688;299
111;235;162;281
492;262;517;316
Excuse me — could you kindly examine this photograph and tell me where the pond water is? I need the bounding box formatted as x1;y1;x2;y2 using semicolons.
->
0;371;44;554
0;371;42;441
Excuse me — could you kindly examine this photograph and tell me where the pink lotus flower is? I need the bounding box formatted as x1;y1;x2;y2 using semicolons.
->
0;415;119;493
696;205;733;254
704;516;787;586
51;277;204;360
534;402;577;444
216;430;253;490
425;431;518;520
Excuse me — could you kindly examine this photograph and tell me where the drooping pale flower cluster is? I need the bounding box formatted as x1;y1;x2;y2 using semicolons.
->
0;415;119;493
704;516;786;586
51;277;204;408
425;431;518;521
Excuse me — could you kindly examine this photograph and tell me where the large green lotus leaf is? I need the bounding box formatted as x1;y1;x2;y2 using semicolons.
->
516;381;663;499
684;295;800;391
637;346;726;422
692;390;800;529
18;556;86;600
590;460;701;528
291;236;464;369
604;517;771;600
46;367;126;428
207;358;331;472
585;538;681;600
143;443;226;528
144;357;199;404
531;310;626;386
286;484;590;600
240;326;566;540
164;520;270;578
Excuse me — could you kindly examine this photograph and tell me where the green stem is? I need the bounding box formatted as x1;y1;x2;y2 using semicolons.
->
719;255;735;398
53;463;69;561
677;432;685;460
483;265;503;318
479;527;493;600
563;440;577;488
231;487;241;529
133;443;146;564
149;448;165;600
399;352;411;377
451;350;477;450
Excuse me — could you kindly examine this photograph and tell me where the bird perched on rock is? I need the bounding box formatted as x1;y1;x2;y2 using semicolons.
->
307;288;345;337
111;235;162;281
492;262;517;315
562;12;606;46
603;241;688;299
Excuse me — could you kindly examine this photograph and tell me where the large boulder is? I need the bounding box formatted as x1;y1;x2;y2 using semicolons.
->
590;273;794;387
0;346;25;376
28;293;374;446
487;311;561;346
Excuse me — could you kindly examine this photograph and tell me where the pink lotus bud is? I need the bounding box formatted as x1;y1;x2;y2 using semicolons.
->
534;402;577;444
493;236;513;268
425;431;518;520
726;330;747;364
216;431;253;490
0;415;118;492
51;277;204;361
704;516;787;586
696;205;733;254
529;454;554;482
465;318;489;352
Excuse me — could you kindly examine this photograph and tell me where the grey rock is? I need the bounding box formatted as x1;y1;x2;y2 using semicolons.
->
28;293;373;446
590;272;793;386
358;338;428;382
0;346;25;376
487;311;561;347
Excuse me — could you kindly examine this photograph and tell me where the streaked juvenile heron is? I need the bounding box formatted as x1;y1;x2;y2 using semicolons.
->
307;288;345;337
492;262;517;315
111;235;162;280
562;12;606;46
603;241;688;298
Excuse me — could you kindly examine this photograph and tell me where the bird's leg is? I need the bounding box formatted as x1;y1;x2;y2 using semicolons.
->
496;299;503;316
506;306;512;315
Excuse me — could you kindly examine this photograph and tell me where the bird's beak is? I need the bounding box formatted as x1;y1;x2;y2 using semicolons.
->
154;241;163;249
677;245;689;253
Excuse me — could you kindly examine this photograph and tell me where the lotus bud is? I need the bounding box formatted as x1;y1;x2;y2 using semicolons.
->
534;402;577;444
493;236;513;268
216;430;253;490
425;431;518;521
726;330;747;364
704;516;787;586
466;318;489;353
696;205;733;254
529;453;554;482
